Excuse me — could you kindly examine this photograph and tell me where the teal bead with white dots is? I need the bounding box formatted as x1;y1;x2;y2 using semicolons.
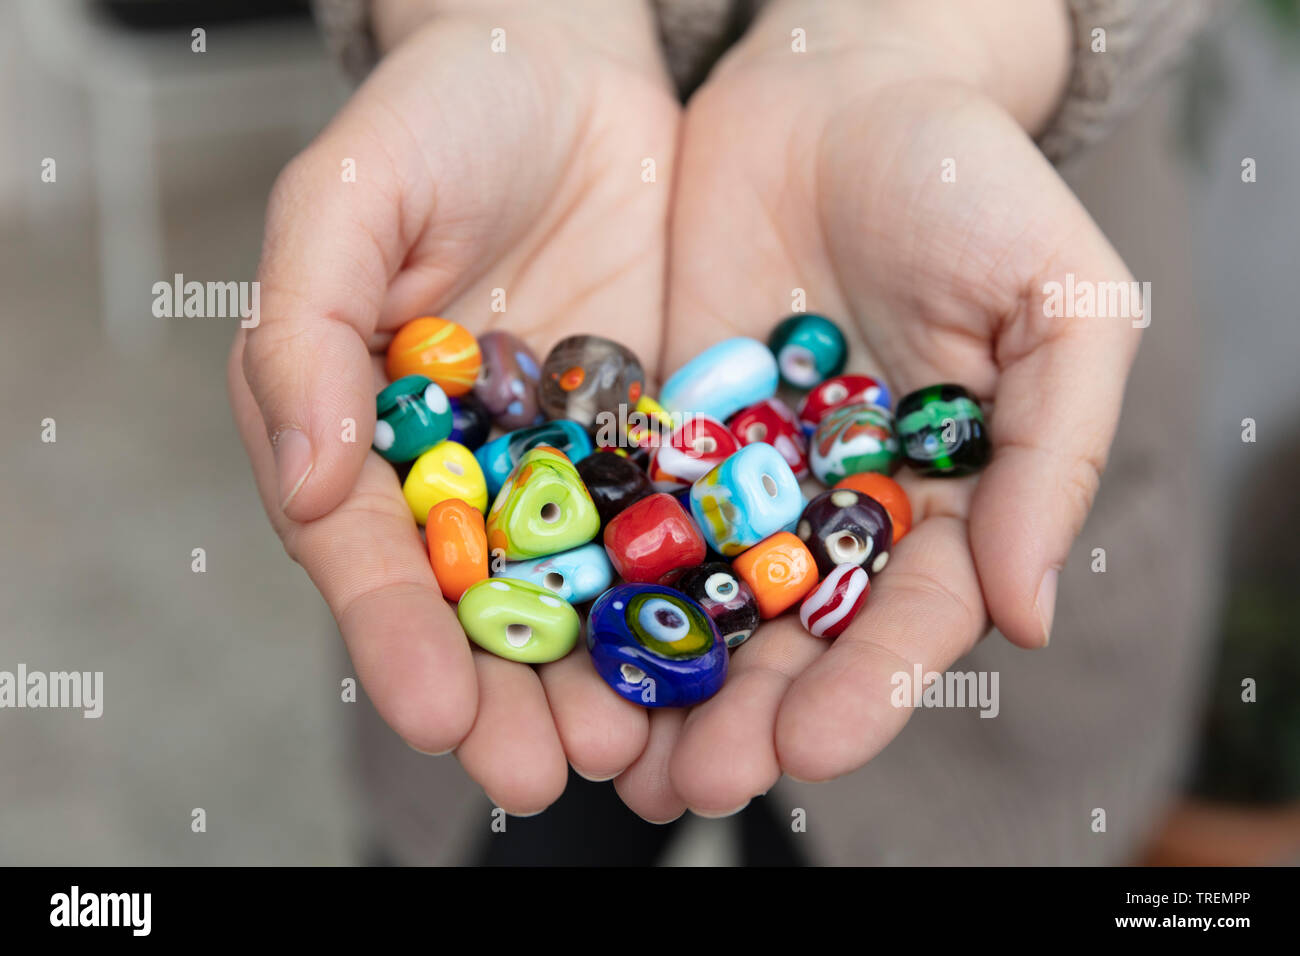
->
373;375;452;463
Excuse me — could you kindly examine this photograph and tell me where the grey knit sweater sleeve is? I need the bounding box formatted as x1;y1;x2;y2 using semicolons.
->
310;0;1222;167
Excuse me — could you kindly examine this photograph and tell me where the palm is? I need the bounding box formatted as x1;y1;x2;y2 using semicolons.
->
231;13;679;812
621;46;1139;819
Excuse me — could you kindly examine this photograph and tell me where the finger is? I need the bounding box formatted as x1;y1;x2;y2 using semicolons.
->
668;621;826;815
539;646;651;782
613;709;688;824
969;213;1141;648
229;333;478;754
456;650;570;816
775;516;987;782
242;130;410;523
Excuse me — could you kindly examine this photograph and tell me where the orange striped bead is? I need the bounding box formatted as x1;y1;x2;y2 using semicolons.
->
386;317;482;397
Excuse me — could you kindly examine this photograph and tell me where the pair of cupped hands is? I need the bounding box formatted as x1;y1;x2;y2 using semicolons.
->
227;0;1142;822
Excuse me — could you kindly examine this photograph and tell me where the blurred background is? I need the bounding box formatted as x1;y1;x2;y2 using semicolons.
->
0;0;1296;865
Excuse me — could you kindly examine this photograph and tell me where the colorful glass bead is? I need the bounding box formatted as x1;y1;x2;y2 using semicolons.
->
603;493;706;584
538;335;644;430
485;446;600;561
728;398;808;479
403;441;489;523
895;384;990;476
731;532;819;619
587;584;728;708
767;313;848;388
373;375;452;463
476;420;593;497
385;316;481;397
576;452;654;528
648;415;741;490
457;578;580;663
660;562;760;648
834;472;912;543
658;337;778;422
797;488;893;577
426;498;489;602
628;395;673;454
799;564;870;639
809;402;900;484
796;374;893;437
448;394;492;451
474;330;543;430
497;542;612;605
689;443;803;557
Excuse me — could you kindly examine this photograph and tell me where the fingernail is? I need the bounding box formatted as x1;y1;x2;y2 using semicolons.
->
693;800;750;820
1035;568;1059;647
273;427;314;510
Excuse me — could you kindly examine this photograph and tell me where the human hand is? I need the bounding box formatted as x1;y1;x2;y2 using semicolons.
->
615;0;1144;820
228;0;678;813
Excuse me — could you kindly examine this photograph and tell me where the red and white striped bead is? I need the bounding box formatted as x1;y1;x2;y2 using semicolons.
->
799;564;870;639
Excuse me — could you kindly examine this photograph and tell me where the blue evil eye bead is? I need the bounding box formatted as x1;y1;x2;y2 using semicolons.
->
767;314;848;389
475;419;594;496
448;394;492;450
496;542;613;604
373;375;452;463
587;584;728;708
689;442;803;557
658;337;779;422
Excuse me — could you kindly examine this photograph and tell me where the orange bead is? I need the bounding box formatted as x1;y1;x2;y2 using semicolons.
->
386;317;482;397
834;473;912;543
426;499;489;602
732;532;819;619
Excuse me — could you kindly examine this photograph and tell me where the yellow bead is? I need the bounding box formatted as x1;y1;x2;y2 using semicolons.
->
403;441;488;524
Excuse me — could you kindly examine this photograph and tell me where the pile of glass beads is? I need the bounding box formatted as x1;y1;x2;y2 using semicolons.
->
376;313;990;708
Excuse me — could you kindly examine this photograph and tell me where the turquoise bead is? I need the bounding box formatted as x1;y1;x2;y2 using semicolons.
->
767;314;847;388
475;420;593;497
689;443;803;557
496;542;613;604
373;375;452;463
658;337;778;422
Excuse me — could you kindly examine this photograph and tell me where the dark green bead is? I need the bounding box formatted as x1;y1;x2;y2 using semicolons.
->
896;384;989;476
767;314;848;388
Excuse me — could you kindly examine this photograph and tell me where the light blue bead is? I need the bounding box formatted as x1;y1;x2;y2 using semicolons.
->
476;420;593;496
658;337;778;422
496;543;613;604
689;442;803;557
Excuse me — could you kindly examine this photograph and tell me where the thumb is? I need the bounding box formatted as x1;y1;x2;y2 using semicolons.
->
969;211;1143;649
242;143;404;523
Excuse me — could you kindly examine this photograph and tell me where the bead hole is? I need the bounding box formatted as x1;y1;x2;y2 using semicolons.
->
543;571;565;591
694;436;717;455
747;423;767;442
831;531;865;563
505;624;532;647
620;664;647;685
540;502;561;523
761;474;778;497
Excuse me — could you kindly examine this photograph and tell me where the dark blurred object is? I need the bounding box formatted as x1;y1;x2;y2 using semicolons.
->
99;0;309;30
1140;422;1300;863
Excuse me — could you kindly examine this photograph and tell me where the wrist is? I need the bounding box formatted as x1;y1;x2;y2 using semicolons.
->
373;0;667;77
744;0;1072;134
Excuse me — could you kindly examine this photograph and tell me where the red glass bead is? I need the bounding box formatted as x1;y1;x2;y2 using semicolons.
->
603;493;706;583
728;398;808;479
799;564;870;639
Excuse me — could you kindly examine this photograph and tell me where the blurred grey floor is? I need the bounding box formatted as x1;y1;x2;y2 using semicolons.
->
0;7;1297;865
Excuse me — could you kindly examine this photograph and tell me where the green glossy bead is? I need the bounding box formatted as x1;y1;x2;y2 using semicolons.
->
767;314;848;389
373;375;452;463
457;578;580;663
486;446;600;560
896;384;990;476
